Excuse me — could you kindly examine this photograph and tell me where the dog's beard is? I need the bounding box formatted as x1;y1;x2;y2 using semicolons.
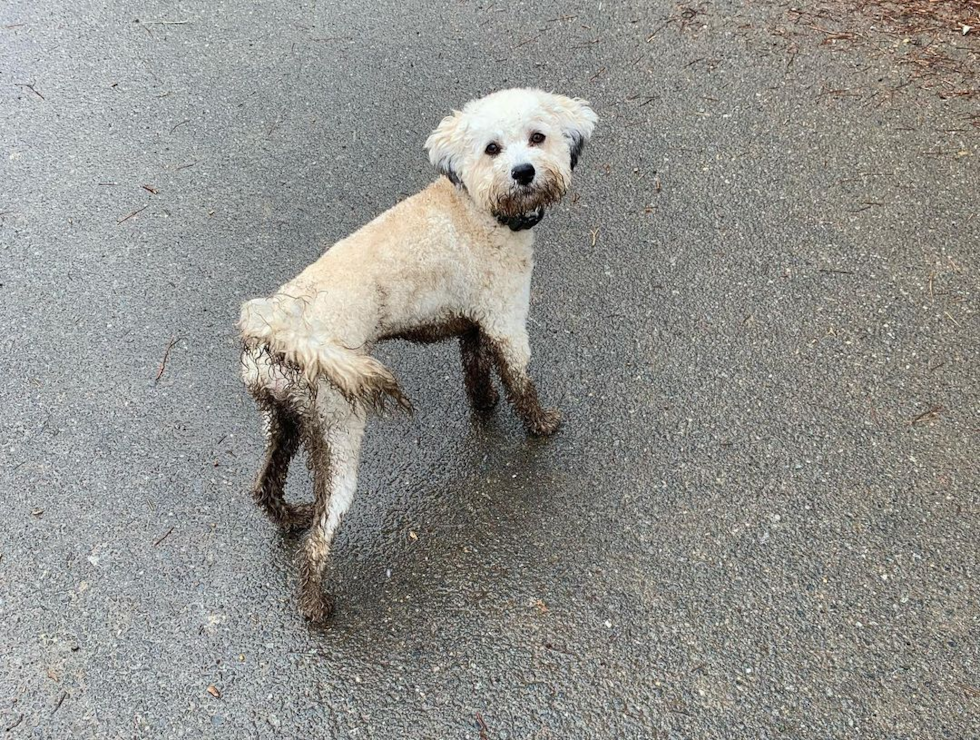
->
490;177;566;221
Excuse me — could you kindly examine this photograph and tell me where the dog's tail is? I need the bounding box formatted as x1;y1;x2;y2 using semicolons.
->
239;295;411;412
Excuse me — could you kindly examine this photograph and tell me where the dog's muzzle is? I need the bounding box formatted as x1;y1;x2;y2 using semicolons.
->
496;207;545;232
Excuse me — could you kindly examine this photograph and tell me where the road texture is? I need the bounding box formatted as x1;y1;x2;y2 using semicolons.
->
2;0;978;738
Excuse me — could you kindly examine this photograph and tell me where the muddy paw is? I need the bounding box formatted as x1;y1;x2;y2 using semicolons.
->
281;502;314;534
298;588;335;624
472;386;500;413
528;407;562;437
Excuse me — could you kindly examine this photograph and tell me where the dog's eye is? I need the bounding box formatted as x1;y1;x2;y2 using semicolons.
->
485;142;501;156
529;132;546;145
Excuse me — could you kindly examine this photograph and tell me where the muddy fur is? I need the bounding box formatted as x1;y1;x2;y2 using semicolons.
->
487;338;561;435
251;390;313;532
378;315;476;345
460;327;500;412
296;417;337;622
490;161;567;220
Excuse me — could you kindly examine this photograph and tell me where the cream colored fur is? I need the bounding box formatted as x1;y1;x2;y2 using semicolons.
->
239;88;596;404
239;177;531;399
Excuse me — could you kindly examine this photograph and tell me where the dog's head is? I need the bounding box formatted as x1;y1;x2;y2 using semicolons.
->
425;88;597;226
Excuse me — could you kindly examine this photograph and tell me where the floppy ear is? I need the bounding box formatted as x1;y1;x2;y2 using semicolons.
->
548;95;598;169
424;110;466;187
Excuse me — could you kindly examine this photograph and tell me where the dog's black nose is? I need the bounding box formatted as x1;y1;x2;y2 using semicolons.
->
511;163;535;185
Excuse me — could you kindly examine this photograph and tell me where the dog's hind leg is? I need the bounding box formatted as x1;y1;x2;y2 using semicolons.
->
252;392;313;533
460;327;500;412
297;395;366;623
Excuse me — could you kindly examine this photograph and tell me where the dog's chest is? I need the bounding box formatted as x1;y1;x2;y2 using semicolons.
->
480;229;535;278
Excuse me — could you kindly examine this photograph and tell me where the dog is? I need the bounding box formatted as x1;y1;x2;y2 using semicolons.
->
238;88;597;621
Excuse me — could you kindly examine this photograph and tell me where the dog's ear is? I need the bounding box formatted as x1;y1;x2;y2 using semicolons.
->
547;95;598;170
425;110;466;187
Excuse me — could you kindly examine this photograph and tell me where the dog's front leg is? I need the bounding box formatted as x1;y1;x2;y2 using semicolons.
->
485;326;561;436
460;327;500;412
298;402;366;623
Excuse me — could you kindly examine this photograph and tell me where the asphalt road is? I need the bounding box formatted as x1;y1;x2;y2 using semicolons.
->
2;1;978;738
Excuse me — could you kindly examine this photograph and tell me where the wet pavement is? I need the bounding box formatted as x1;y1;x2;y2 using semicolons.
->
1;0;978;737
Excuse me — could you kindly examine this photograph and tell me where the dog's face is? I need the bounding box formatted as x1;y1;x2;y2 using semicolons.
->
425;88;597;222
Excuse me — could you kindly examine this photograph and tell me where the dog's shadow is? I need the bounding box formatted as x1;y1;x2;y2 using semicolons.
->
274;405;569;641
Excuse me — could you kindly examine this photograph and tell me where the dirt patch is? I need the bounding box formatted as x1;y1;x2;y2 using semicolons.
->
773;0;980;106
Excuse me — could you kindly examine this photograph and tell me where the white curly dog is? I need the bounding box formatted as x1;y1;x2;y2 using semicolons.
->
238;88;597;621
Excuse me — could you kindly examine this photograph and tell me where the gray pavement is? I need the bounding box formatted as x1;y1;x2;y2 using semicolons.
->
1;1;978;738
